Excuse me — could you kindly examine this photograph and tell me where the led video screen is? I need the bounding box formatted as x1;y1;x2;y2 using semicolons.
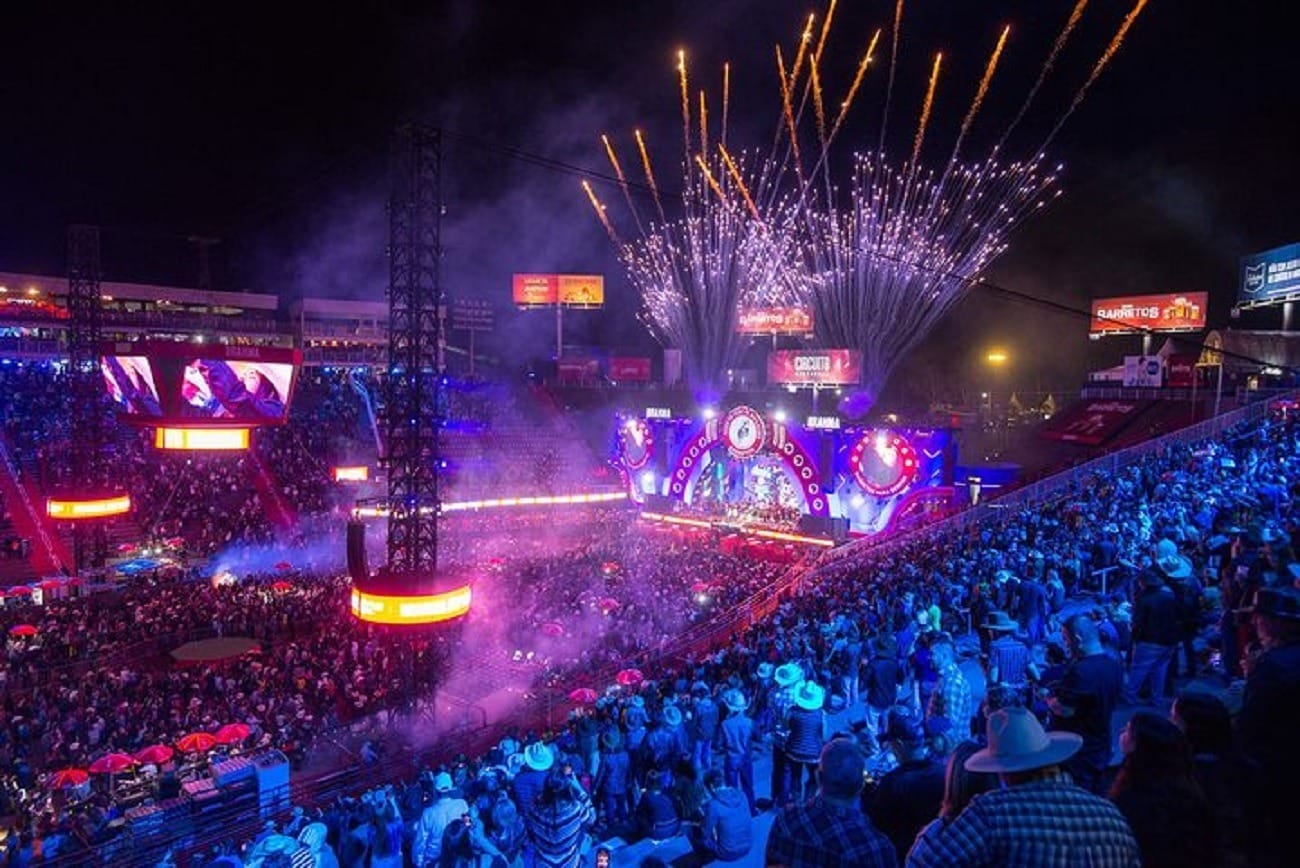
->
102;343;299;425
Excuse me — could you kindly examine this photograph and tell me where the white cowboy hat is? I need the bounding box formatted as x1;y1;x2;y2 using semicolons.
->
1152;538;1193;580
523;742;554;772
965;707;1082;774
774;662;802;688
721;689;748;713
792;680;825;711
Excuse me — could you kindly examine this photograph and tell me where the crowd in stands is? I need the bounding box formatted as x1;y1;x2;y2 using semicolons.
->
97;404;1291;868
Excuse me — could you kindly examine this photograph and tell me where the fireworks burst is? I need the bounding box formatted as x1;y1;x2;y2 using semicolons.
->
586;0;1149;406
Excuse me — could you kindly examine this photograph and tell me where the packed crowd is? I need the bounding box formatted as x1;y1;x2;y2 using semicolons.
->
141;405;1298;868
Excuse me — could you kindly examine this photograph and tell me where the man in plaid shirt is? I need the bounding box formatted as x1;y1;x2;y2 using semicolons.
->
907;707;1139;867
925;634;972;735
766;737;898;867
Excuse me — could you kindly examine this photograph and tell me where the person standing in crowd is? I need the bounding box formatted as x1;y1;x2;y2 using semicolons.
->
783;680;828;806
412;772;469;868
525;767;596;868
512;743;554;818
718;688;756;815
688;681;720;777
689;768;752;863
864;636;903;737
765;738;898;868
593;729;631;831
926;635;972;738
1048;613;1124;794
1170;690;1246;863
1152;538;1202;680
1123;570;1181;705
905;707;1140;867
768;662;802;807
863;708;946;859
981;611;1031;698
1107;712;1218;868
1017;572;1050;645
1235;586;1300;868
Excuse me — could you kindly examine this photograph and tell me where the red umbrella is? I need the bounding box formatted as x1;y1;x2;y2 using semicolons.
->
116;542;137;554
274;561;292;571
599;597;620;613
8;624;38;637
47;768;89;788
270;581;292;591
214;723;251;745
134;744;174;765
540;622;564;638
616;668;644;686
175;732;218;753
568;688;598;704
6;586;33;596
690;581;712;595
37;579;62;590
88;753;136;775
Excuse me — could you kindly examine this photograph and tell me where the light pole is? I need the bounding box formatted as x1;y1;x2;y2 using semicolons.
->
984;349;1011;455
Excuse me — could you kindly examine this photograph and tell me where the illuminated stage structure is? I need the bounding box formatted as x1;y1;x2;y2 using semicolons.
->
349;124;472;626
47;225;127;570
618;405;954;540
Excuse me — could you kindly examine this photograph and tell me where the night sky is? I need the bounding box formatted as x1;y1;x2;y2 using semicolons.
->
1;1;1296;400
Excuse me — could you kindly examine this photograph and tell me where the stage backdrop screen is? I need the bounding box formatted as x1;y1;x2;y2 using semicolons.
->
1089;293;1207;335
1240;242;1300;309
102;343;299;425
767;349;862;386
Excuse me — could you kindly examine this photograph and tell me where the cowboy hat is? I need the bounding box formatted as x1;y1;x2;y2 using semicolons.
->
433;772;454;792
523;742;554;772
629;695;645;709
774;662;803;688
792;680;825;711
981;611;1020;632
661;705;683;727
1152;538;1193;580
756;663;774;681
600;729;623;751
965;707;1082;774
1237;586;1300;620
721;689;748;713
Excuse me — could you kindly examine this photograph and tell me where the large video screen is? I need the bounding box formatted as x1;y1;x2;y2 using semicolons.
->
102;343;299;425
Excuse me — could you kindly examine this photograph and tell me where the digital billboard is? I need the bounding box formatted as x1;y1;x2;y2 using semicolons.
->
512;273;605;308
1240;242;1300;309
102;343;299;426
767;349;861;386
737;307;814;334
1089;293;1207;335
609;357;652;381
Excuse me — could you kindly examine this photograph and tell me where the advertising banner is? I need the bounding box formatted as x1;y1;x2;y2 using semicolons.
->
558;274;604;308
556;357;601;382
1166;353;1199;388
767;349;861;386
609;356;652;381
1040;399;1153;446
737;306;814;334
1240;242;1300;308
512;274;558;307
1123;355;1164;387
1090;293;1207;335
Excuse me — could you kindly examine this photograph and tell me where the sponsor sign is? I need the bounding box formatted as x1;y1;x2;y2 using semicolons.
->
1166;354;1199;388
512;274;559;307
1089;293;1207;335
767;349;861;386
556;357;601;381
609;356;651;381
1040;399;1151;446
737;306;814;334
805;415;842;430
1240;242;1300;308
1123;355;1163;387
558;274;605;308
645;407;672;419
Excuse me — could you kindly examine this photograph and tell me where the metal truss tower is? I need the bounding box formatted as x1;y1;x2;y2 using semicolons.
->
66;224;109;569
384;124;445;576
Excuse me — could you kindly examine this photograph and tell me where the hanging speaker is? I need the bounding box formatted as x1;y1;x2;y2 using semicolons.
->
346;520;369;581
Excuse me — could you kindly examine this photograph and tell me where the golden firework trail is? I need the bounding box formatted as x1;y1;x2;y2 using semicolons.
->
695;155;728;205
581;179;618;242
601;132;645;235
910;52;943;168
719;145;760;221
775;45;803;171
999;0;1089;151
952;25;1011;165
721;62;731;148
677;49;691;156
879;0;906;151
634;128;666;222
809;51;828;148
1047;0;1149;145
830;28;882;140
788;13;816;92
814;0;837;62
699;90;709;157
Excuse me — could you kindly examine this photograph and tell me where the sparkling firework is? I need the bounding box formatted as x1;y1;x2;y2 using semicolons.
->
587;0;1149;405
